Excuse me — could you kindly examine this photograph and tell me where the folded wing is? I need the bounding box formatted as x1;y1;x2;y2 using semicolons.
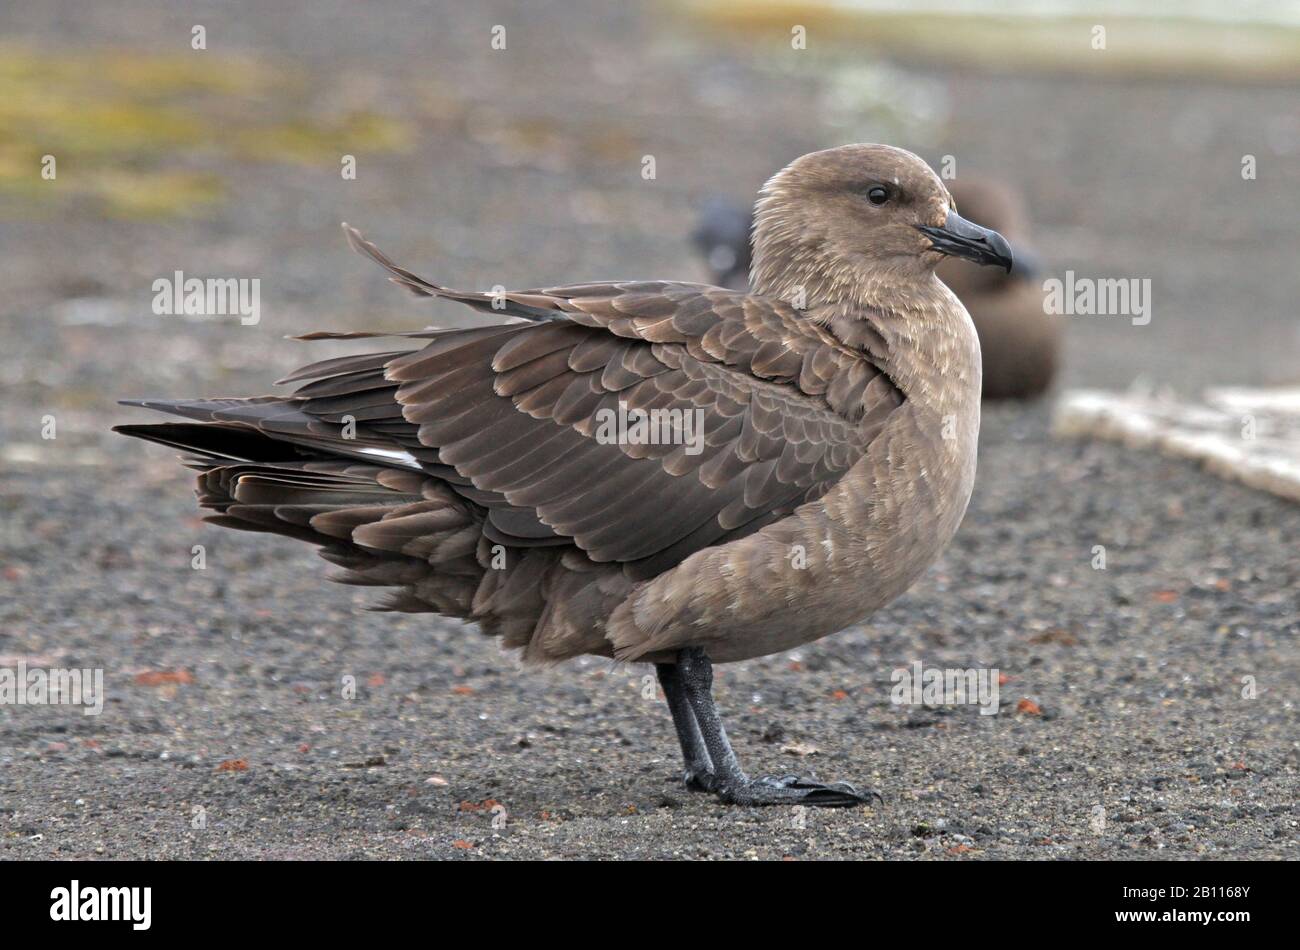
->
116;229;905;649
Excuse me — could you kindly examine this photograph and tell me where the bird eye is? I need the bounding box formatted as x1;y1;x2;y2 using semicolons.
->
866;186;889;206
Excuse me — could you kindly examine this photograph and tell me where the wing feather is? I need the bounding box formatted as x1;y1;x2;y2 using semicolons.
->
122;229;906;585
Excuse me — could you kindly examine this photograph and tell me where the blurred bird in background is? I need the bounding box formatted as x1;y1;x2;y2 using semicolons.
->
692;175;1059;400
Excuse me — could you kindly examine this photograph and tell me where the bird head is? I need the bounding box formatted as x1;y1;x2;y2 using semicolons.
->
751;144;1013;305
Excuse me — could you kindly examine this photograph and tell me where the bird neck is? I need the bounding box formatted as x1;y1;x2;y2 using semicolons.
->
814;280;983;418
749;213;981;411
750;219;929;313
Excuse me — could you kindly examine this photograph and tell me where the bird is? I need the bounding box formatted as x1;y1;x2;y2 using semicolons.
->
115;144;1012;807
693;175;1057;400
691;196;754;289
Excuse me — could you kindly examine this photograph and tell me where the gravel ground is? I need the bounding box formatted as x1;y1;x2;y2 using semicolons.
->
1;0;1297;860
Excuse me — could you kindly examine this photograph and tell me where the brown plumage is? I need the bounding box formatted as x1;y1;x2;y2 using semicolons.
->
116;144;1011;806
694;175;1058;400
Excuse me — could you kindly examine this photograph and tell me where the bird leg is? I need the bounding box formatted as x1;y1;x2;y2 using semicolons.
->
656;662;715;791
670;647;879;807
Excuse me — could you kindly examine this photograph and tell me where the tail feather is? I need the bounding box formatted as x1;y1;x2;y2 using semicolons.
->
114;399;429;472
111;231;629;660
112;421;299;463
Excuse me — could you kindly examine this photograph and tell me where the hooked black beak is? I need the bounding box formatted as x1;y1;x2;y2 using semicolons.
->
917;210;1014;272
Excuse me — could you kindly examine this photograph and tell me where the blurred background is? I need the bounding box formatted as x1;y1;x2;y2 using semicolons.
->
1;1;1296;859
5;0;1300;396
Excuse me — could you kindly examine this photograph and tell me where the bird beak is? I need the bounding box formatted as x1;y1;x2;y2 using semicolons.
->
917;211;1014;272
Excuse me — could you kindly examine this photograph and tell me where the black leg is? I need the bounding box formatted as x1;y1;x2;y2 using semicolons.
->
675;647;880;807
656;662;714;791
